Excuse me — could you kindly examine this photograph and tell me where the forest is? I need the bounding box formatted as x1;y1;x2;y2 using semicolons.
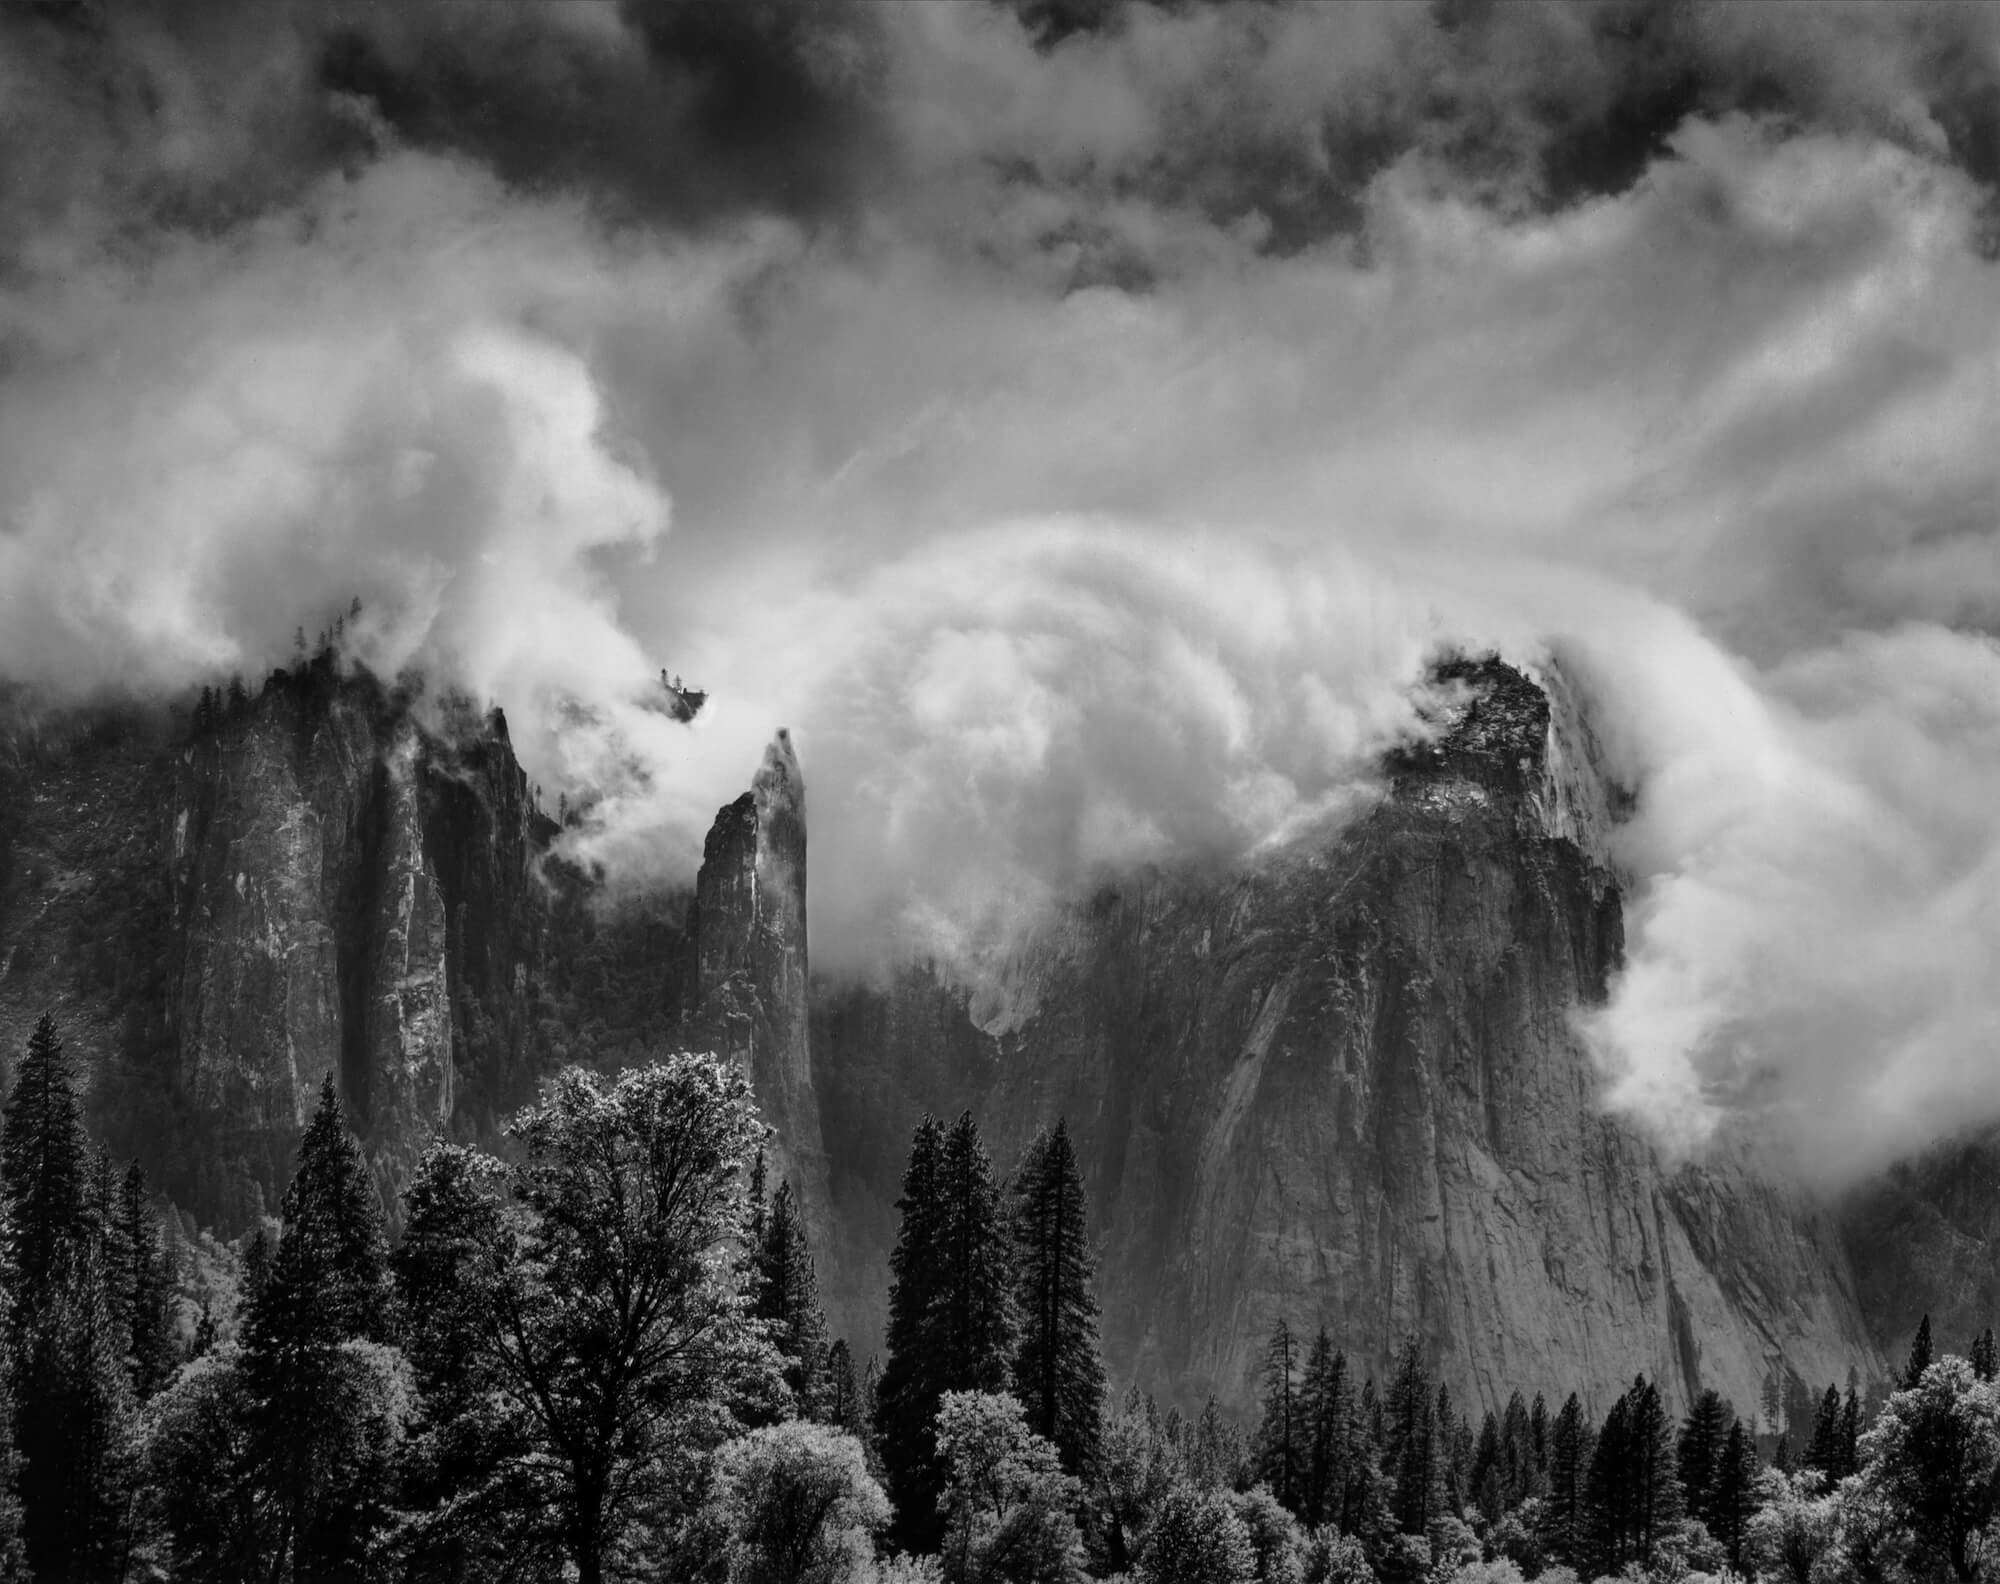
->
1;1013;1994;1584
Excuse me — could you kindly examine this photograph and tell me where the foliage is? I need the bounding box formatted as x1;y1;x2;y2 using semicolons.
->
1745;1468;1838;1584
418;1055;781;1584
1856;1355;2000;1580
876;1115;1018;1555
1137;1484;1258;1584
758;1180;833;1422
709;1420;890;1584
934;1390;1085;1584
1011;1123;1106;1481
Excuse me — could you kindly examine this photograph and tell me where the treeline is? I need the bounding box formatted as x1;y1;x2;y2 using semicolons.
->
5;1015;2000;1584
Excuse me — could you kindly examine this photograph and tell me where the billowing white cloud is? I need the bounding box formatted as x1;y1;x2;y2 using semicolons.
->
2;3;1999;1179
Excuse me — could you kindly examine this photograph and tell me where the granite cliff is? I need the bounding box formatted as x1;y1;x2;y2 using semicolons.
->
812;658;1886;1418
0;652;1960;1426
0;657;816;1240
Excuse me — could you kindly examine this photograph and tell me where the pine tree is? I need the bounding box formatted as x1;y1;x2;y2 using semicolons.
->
1;1014;88;1299
15;1242;135;1582
1772;1432;1792;1473
1470;1410;1505;1526
1382;1336;1438;1536
1542;1392;1593;1565
936;1113;1015;1391
1760;1363;1785;1438
1677;1387;1731;1530
822;1340;866;1441
1435;1382;1469;1513
1628;1376;1682;1560
1804;1383;1846;1477
1709;1420;1759;1570
1009;1120;1106;1479
1297;1328;1350;1529
1529;1391;1551;1481
1839;1386;1862;1478
874;1115;954;1553
1500;1389;1535;1505
240;1073;398;1581
1973;1327;1997;1383
119;1162;174;1397
1253;1317;1301;1512
756;1179;831;1419
1905;1313;1934;1388
1581;1392;1634;1575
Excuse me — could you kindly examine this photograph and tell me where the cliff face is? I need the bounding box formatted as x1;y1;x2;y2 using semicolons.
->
0;664;686;1226
0;664;822;1251
165;666;562;1215
686;730;833;1260
1841;1134;2000;1363
0;657;1945;1421
813;659;1885;1417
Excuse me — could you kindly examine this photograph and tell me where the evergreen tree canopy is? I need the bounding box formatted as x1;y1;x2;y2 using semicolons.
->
1905;1313;1934;1389
1009;1121;1106;1481
1253;1317;1301;1514
239;1072;401;1582
1382;1336;1439;1537
937;1113;1016;1394
14;1241;134;1582
1582;1375;1681;1575
1541;1391;1593;1566
1805;1383;1850;1479
756;1178;831;1420
875;1112;1017;1555
120;1160;175;1398
1297;1328;1357;1531
1;1014;88;1298
1709;1419;1760;1570
875;1114;950;1552
1677;1387;1733;1531
1973;1327;1997;1383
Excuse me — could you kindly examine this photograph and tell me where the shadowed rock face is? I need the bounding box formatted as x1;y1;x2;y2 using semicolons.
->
813;658;1884;1417
1842;1134;2000;1364
0;657;1937;1421
0;663;686;1227
687;729;834;1261
0;663;815;1245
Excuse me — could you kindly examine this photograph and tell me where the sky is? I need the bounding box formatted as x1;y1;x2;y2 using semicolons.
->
1;0;1997;1181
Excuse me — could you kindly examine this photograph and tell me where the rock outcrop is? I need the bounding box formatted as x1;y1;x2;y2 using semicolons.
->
0;653;1950;1424
686;729;834;1262
812;658;1885;1417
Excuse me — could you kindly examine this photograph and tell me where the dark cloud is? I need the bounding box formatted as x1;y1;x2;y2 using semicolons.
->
318;0;889;228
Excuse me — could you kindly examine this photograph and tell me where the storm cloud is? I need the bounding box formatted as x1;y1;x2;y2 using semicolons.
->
2;0;1998;1178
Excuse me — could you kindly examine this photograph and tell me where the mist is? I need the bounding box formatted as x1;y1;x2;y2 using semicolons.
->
3;0;1998;1180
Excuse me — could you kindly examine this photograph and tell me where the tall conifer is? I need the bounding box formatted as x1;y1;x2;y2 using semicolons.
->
119;1162;174;1397
1542;1392;1593;1564
15;1243;134;1582
1709;1420;1759;1570
1677;1387;1731;1531
1382;1337;1438;1536
1804;1383;1847;1478
1904;1313;1934;1388
1254;1318;1301;1512
1010;1121;1105;1479
755;1178;830;1418
241;1073;397;1580
1;1014;87;1298
936;1113;1014;1391
874;1115;953;1552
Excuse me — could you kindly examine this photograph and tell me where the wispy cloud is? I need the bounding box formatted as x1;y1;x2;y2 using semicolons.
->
1;0;1997;1177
